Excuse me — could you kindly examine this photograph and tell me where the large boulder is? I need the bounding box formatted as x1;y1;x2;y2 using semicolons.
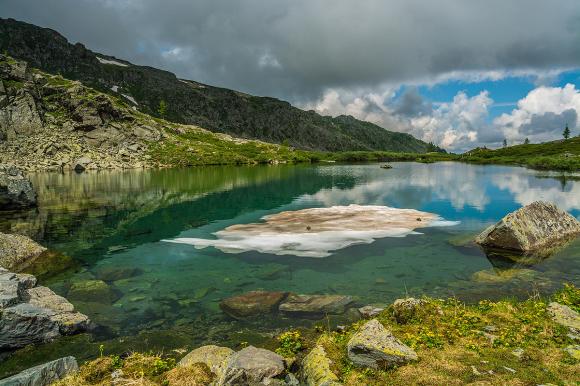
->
0;164;37;208
279;294;354;318
0;232;46;271
217;346;285;385
300;345;342;386
220;291;288;318
475;201;580;253
178;345;234;380
347;319;417;369
0;356;78;386
0;268;90;350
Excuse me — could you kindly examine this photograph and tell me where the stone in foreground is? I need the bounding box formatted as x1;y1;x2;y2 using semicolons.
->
178;345;234;380
0;356;78;386
547;302;580;331
220;291;288;318
300;345;342;386
0;232;46;272
347;319;417;369
279;294;353;318
0;164;37;209
0;269;90;350
475;201;580;253
217;346;285;385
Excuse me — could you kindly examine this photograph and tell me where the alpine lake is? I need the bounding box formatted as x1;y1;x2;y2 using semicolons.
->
1;162;579;376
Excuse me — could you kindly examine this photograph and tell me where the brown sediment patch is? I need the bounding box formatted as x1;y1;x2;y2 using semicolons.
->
164;205;458;258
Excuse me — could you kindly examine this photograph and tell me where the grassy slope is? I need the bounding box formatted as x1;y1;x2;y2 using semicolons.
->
54;284;580;386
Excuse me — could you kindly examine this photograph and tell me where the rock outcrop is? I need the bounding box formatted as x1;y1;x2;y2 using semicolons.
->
475;201;580;253
217;346;285;385
0;164;36;208
279;294;354;318
300;345;342;386
0;267;89;349
0;232;46;271
0;356;78;386
347;319;417;369
220;291;288;319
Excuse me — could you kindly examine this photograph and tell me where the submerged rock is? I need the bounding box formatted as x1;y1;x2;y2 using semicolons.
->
94;266;143;282
547;302;580;331
0;232;46;271
67;279;119;304
347;319;417;369
470;268;537;284
392;298;427;324
220;291;288;318
0;164;37;208
0;269;89;350
217;346;285;385
179;345;234;380
0;356;78;386
279;294;354;318
475;201;580;253
300;345;342;386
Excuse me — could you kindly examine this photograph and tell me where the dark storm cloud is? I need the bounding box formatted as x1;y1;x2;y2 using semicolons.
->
520;109;578;135
2;0;580;102
395;88;433;117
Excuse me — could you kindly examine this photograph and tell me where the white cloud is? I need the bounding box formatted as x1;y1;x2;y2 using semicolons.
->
494;84;580;142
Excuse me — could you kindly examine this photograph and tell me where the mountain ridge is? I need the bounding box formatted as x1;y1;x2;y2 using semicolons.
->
0;18;441;153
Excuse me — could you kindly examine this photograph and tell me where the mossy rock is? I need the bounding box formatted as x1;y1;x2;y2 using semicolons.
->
67;280;119;304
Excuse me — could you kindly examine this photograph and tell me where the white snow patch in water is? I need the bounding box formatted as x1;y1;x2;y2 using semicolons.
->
121;94;138;105
96;57;129;67
163;204;459;258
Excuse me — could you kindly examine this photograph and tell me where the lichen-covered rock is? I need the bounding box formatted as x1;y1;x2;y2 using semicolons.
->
0;232;46;271
279;294;353;318
547;302;580;331
178;345;234;380
392;298;427;324
218;346;285;385
475;201;580;253
0;356;78;386
300;345;342;386
347;319;417;369
0;164;37;208
220;291;288;318
0;268;89;349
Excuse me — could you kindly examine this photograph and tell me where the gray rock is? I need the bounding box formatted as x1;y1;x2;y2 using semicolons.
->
220;291;288;319
218;346;285;385
0;356;78;386
547;302;580;330
73;156;92;172
0;232;46;272
279;294;353;318
347;319;417;369
0;268;89;350
358;305;384;319
475;201;580;253
0;164;37;208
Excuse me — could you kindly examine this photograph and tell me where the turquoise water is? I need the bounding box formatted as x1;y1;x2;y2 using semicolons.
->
1;162;579;373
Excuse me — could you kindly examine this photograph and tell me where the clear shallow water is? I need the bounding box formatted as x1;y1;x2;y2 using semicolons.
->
1;162;580;373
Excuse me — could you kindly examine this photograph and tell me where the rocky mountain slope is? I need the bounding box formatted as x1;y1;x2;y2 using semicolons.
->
0;54;310;171
0;18;440;153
